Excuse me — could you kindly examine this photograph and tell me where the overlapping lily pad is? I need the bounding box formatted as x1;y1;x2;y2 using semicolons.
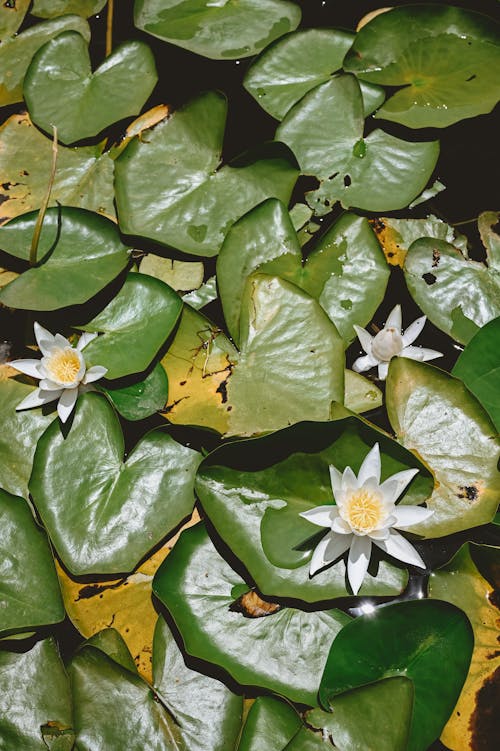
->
29;392;201;575
0;0;30;39
370;215;468;267
100;362;169;421
31;0;107;18
0;207;130;311
114;90;298;256
237;696;301;751
344;5;500;128
153;521;351;705
134;0;301;60
386;358;500;537
277;75;439;214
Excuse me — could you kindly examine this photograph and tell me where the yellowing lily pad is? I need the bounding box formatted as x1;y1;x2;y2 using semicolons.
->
370;215;468;268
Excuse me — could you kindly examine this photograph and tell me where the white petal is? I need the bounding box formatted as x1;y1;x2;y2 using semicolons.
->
82;365;108;384
353;325;374;355
57;388;79;423
53;333;72;349
379;468;420;504
16;387;60;411
402;315;426;347
331;516;352;534
310;532;351;576
329;464;343;499
8;358;42;379
392;505;434;528
347;535;372;595
39;377;69;392
401;346;443;363
77;331;98;351
34;321;56;354
358;443;381;486
385;305;402;333
373;529;426;568
341;465;360;492
299;505;336;528
352;354;377;373
377;361;389;380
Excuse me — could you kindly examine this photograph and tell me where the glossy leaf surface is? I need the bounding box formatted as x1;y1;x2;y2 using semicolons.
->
237;696;301;751
386;358;500;537
30;393;201;575
153;522;351;705
31;0;107;18
114;91;298;256
0;207;129;310
134;0;301;60
370;215;468;267
319;600;474;751
100;362;169;421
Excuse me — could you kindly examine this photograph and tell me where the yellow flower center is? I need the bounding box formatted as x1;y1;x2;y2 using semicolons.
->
344;490;385;534
46;348;82;384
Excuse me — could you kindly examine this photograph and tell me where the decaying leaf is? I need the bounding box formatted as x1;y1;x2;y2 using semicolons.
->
369;214;467;267
230;590;282;618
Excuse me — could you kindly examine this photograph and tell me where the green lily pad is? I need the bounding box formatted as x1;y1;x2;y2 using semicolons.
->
114;90;298;257
386;358;500;537
319;600;474;751
100;362;169;421
182;275;218;309
0;14;90;106
153;521;351;705
0;207;129;311
344;369;382;414
478;210;500;269
134;0;301;60
153;617;243;751
0;638;74;751
370;214;468;267
0;0;30;39
0;379;54;499
0;113;116;226
86;628;139;674
196;414;432;602
25;32;158;145
0;489;64;638
78;272;182;380
277;75;439;214
218;200;389;345
29;392;201;575
404;238;500;344
31;0;107;19
344;5;500;128
452;316;500;431
238;696;301;751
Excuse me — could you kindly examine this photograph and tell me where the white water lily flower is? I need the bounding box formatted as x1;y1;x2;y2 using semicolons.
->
352;304;442;380
9;322;107;423
300;443;433;595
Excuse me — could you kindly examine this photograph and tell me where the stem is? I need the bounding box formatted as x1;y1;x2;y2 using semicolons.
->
29;126;58;267
106;0;114;57
453;217;479;227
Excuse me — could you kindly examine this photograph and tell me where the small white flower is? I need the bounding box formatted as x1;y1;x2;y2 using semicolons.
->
352;304;442;380
9;322;107;423
300;443;433;595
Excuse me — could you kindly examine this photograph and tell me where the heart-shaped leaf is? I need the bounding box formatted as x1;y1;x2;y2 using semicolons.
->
238;696;301;751
370;215;468;267
386;358;500;537
29;392;201;575
429;543;500;751
134;0;301;60
0;638;74;750
0;489;64;637
0;0;29;39
344;5;500;128
100;362;169;421
78;272;182;380
452;316;500;431
404;238;500;344
0;207;130;311
0;113;115;226
31;0;107;19
0;379;53;499
25;31;158;145
277;75;439;214
153;522;351;705
196;413;431;602
0;14;90;105
114;90;298;256
319;600;474;751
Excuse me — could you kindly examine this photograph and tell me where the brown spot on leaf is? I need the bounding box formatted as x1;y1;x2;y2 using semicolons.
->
488;589;500;610
432;248;441;267
457;485;479;501
229;590;281;619
422;272;437;285
76;580;126;600
469;666;500;750
487;650;500;660
216;378;228;403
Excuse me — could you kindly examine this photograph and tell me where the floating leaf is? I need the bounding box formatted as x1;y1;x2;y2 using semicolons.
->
429;543;500;751
386;358;500;537
478;210;500;270
196;414;432;601
25;32;158;145
370;215;468;267
31;0;107;19
182;275;218;309
0;207;130;311
237;696;301;751
0;489;64;637
404;238;500;344
100;362;169;421
277;75;439;214
114;90;298;256
0;14;90;105
140;255;204;292
319;600;474;751
0;0;30;39
30;392;201;575
78;272;182;379
0;113;115;225
344;5;500;128
153;522;351;705
344;369;382;414
134;0;301;60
